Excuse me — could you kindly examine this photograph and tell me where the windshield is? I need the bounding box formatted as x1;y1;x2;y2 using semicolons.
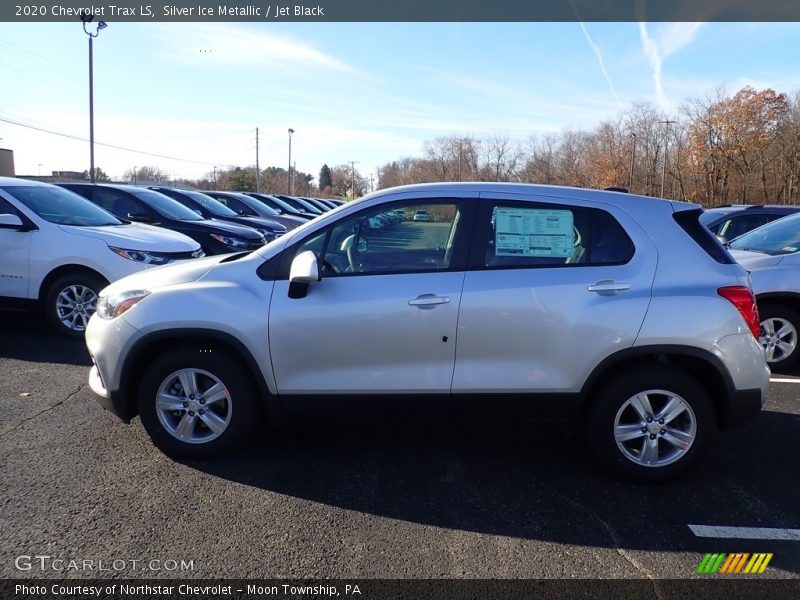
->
1;185;123;227
729;214;800;255
131;189;205;221
243;195;280;216
183;190;238;217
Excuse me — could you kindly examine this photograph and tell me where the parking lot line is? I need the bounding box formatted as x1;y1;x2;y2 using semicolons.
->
769;377;800;383
689;525;800;541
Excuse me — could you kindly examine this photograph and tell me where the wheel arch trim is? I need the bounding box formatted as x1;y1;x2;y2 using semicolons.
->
118;328;277;421
578;344;737;425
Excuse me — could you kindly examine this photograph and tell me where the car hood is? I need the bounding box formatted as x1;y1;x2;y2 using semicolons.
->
58;222;200;251
193;218;264;239
100;254;227;296
235;215;287;230
729;249;786;270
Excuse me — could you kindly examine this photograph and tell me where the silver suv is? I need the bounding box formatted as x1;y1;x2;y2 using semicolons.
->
85;184;769;482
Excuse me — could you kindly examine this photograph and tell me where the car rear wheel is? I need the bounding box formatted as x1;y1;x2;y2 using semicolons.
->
44;272;106;338
758;304;799;369
138;348;259;458
588;366;716;482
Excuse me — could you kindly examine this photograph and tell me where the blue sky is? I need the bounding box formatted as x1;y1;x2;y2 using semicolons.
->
1;22;799;182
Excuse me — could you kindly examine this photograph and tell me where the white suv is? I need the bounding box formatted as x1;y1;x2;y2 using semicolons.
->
0;177;203;337
85;183;769;481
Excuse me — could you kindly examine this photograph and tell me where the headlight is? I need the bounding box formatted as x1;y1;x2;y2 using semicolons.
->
110;246;170;265
256;228;276;242
210;234;250;248
96;290;150;320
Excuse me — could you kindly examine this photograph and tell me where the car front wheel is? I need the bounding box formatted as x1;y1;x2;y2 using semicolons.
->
44;272;106;338
588;366;716;482
138;348;259;458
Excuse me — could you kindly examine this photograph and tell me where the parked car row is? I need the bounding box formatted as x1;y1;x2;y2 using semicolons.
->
0;177;347;336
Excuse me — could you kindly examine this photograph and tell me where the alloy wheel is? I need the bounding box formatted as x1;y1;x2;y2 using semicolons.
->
759;317;797;364
56;285;98;332
613;389;697;468
155;368;233;444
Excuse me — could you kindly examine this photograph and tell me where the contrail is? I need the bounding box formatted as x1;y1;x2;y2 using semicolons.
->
638;22;668;110
578;21;622;106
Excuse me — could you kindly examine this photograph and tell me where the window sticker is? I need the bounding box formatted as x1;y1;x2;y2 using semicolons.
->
494;207;574;257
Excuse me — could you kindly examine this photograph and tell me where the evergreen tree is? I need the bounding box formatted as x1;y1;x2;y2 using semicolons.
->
319;164;333;191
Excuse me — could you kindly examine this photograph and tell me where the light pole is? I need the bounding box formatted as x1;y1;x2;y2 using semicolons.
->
287;128;294;194
659;120;676;198
80;12;107;184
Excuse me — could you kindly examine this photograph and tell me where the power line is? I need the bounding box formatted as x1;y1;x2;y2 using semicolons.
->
0;115;216;167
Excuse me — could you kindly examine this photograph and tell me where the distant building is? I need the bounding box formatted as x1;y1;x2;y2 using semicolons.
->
0;149;14;176
18;171;88;183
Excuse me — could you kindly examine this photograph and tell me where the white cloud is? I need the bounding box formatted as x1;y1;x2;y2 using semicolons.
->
142;23;355;74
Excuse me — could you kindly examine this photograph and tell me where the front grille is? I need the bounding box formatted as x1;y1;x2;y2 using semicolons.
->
157;249;205;261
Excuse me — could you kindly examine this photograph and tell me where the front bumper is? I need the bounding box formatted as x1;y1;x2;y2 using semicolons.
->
88;364;135;422
86;314;141;423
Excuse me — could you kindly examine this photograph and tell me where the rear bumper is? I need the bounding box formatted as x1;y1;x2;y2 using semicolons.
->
720;388;764;430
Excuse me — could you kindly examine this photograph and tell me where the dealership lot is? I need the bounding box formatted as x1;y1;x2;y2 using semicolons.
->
1;311;799;579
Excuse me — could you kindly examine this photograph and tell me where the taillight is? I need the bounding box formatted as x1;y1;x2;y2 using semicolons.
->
718;285;761;338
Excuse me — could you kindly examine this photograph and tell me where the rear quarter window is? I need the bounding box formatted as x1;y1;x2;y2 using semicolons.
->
673;209;735;264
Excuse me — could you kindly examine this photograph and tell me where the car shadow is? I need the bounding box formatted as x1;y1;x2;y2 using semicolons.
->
183;410;800;565
0;311;92;366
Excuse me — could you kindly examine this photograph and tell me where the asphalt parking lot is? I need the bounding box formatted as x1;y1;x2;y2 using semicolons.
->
1;311;799;580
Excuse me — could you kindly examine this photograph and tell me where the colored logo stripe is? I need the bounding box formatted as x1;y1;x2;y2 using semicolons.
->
697;553;772;574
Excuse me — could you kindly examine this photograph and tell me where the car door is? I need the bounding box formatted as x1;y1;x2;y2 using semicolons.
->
268;193;476;399
0;194;31;298
452;192;657;413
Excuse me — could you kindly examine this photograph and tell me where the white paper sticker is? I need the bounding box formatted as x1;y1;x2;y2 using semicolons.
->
494;207;574;257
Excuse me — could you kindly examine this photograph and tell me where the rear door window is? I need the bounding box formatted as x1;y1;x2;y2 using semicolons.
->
474;200;634;268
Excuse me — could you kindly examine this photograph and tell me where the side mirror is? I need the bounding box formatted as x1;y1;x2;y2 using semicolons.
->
716;234;728;245
288;251;320;299
290;250;321;284
127;212;153;223
0;213;24;229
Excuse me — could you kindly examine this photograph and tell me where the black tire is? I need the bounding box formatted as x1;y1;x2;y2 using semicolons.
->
759;303;800;370
587;365;716;483
137;347;259;458
43;272;106;339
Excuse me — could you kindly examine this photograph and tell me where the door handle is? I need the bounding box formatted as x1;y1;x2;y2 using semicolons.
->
587;280;630;294
408;294;451;307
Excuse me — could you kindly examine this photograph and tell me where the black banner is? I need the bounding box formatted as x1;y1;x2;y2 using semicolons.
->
4;0;800;23
3;579;800;600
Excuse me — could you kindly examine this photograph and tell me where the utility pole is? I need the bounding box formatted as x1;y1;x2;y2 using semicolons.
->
458;140;463;182
628;132;637;193
369;173;374;193
287;128;295;194
350;160;359;200
255;127;260;193
132;165;137;185
213;166;217;190
659;120;676;198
